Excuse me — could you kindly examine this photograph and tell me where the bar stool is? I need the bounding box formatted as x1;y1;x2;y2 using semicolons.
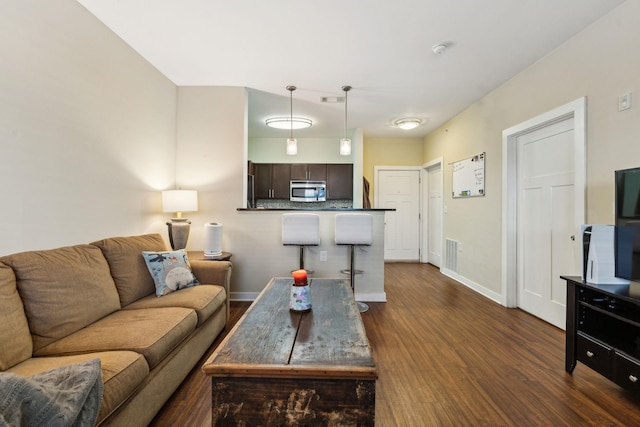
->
282;213;320;273
335;213;373;313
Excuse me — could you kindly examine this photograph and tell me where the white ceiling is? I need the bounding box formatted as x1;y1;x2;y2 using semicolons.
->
77;0;624;139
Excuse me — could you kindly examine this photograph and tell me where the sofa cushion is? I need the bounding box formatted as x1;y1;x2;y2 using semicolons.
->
35;307;198;369
0;262;33;370
92;234;168;306
6;351;149;425
1;245;121;352
142;249;199;297
124;284;226;326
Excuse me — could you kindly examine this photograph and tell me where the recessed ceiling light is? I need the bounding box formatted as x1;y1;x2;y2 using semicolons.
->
265;117;312;129
394;118;424;130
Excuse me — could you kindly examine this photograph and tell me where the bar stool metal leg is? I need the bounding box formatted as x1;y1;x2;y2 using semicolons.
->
298;246;313;274
348;245;369;313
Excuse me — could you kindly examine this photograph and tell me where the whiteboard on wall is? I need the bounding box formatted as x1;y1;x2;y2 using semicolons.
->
452;152;485;198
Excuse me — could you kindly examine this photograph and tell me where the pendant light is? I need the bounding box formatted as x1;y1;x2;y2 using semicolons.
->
286;85;298;155
340;85;352;156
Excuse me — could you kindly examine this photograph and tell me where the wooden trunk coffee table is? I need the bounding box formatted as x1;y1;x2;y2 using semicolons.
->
202;277;377;426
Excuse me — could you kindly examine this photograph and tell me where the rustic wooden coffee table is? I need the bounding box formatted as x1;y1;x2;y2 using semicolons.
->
202;277;377;426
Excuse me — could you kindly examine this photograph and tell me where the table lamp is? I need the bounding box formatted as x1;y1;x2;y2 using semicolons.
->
162;190;198;250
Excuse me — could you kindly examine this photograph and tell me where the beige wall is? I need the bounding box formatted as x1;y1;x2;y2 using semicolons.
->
0;0;177;255
424;1;640;297
363;137;424;203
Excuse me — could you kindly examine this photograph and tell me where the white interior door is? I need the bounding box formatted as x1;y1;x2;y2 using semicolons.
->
426;164;442;267
516;117;577;329
376;168;420;261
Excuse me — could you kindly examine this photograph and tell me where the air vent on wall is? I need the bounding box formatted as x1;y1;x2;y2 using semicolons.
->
445;238;460;274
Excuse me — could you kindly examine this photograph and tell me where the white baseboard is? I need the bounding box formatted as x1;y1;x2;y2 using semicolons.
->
440;268;502;305
230;292;260;302
356;292;387;303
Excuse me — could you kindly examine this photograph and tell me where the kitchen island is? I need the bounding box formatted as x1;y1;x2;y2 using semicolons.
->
228;207;392;303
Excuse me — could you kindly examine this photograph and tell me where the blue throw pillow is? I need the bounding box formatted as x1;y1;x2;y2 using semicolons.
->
142;250;199;297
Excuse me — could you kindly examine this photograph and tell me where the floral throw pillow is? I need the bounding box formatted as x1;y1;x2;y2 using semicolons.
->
142;250;199;297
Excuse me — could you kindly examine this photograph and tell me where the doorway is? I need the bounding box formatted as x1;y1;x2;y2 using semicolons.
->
422;158;443;267
502;97;586;329
375;167;421;261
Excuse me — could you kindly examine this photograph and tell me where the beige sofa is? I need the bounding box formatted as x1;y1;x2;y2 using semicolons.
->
0;233;231;426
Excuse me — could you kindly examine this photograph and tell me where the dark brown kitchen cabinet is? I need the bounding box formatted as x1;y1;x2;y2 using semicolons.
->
290;163;327;181
254;163;291;199
255;162;353;200
326;164;353;200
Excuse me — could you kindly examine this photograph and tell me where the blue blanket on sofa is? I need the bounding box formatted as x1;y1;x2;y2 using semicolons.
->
0;358;103;427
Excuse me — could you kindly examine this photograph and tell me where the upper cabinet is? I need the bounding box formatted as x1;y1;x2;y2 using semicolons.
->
326;164;353;200
254;163;291;199
254;163;353;201
290;164;327;181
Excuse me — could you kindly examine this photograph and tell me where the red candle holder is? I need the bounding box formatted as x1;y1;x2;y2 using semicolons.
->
290;269;311;312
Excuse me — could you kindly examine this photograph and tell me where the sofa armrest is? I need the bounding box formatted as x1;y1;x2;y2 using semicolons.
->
190;260;232;321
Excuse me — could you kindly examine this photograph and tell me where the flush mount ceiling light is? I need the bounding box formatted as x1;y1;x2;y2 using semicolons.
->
394;118;424;130
265;116;312;129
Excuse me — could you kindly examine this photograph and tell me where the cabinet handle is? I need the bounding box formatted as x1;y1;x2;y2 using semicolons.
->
586;351;594;358
630;375;638;383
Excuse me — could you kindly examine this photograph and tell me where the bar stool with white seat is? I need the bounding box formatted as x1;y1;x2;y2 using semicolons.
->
335;213;373;313
282;213;320;273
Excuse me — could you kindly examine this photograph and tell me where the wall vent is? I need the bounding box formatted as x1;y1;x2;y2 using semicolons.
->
445;239;460;274
321;96;344;103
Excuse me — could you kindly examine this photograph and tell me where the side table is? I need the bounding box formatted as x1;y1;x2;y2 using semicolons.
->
188;251;232;261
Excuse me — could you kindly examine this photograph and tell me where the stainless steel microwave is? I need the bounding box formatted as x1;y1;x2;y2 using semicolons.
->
290;180;326;202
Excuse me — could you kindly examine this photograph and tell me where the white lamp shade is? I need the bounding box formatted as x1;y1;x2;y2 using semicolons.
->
286;138;298;155
340;138;351;156
162;190;198;214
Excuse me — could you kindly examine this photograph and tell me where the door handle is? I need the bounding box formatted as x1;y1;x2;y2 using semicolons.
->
571;235;575;241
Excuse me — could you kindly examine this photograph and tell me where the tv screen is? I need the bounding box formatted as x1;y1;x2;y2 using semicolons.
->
615;167;640;281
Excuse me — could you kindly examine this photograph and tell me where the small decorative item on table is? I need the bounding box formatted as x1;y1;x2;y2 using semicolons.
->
290;269;312;312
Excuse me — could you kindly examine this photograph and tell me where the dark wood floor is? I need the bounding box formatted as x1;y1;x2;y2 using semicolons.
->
150;263;640;426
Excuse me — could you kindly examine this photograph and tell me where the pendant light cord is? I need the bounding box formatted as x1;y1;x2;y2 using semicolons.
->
342;85;351;140
287;85;296;140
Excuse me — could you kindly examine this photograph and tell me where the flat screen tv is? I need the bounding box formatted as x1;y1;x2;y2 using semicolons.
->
615;167;640;281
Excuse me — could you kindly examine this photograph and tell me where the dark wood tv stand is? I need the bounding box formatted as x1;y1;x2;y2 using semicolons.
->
564;276;640;392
